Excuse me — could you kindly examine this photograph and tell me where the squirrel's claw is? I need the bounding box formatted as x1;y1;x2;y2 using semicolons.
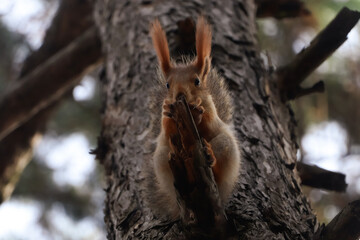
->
195;105;205;114
189;102;204;125
202;138;216;167
190;97;202;109
163;111;173;119
163;100;175;117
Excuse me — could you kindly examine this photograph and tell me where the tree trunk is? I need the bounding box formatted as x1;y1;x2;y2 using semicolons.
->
94;0;317;239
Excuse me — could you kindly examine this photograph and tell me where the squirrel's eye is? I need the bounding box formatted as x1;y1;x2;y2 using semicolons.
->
194;78;200;87
166;82;170;89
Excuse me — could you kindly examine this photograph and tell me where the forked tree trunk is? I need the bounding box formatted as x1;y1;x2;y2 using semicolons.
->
94;0;317;239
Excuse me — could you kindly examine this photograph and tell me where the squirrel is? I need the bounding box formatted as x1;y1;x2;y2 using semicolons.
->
147;16;241;219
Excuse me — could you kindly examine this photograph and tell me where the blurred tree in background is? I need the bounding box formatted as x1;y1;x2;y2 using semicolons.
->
258;0;360;224
0;0;359;238
0;0;105;238
0;21;25;94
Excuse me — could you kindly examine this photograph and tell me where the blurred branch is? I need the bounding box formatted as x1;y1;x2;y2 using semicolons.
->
291;80;325;99
277;7;360;101
315;200;360;240
13;160;94;219
255;0;311;19
297;162;347;192
0;0;96;203
20;0;94;77
0;27;102;141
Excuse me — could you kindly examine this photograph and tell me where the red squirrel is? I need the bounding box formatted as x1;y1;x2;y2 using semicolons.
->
149;17;241;218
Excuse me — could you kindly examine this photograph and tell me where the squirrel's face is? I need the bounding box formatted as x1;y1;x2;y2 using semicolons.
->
151;16;212;102
164;63;209;103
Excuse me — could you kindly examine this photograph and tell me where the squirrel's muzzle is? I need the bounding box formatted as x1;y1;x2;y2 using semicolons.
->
176;93;186;101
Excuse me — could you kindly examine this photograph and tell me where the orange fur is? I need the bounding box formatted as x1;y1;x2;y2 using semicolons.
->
197;112;215;140
163;117;177;140
150;17;240;218
150;20;172;75
195;16;212;73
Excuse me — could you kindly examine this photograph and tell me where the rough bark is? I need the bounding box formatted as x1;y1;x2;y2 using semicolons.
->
94;0;318;239
0;0;94;202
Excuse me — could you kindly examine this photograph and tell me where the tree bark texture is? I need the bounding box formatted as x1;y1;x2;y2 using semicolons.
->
94;0;317;239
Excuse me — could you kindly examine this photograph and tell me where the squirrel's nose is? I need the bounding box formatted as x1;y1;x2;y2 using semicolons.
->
176;92;186;101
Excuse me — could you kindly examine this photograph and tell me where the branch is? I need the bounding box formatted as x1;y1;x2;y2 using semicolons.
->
297;162;347;192
255;0;311;19
0;27;103;142
169;96;226;239
0;0;96;203
315;200;360;240
277;7;360;101
291;80;325;99
20;0;94;77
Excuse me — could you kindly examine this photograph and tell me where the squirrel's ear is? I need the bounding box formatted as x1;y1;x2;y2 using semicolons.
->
195;16;212;74
150;19;172;76
200;57;211;80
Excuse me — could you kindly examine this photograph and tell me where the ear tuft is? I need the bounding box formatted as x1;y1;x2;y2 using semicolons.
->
195;16;212;72
150;19;172;76
201;57;211;79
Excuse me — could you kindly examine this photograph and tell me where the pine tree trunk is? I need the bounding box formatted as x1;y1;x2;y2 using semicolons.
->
94;0;317;239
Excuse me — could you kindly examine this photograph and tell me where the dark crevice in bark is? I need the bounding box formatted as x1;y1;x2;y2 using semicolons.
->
174;18;196;57
255;0;311;19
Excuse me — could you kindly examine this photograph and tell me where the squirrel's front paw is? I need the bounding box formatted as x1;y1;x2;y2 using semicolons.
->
203;138;216;167
163;99;174;118
189;98;204;125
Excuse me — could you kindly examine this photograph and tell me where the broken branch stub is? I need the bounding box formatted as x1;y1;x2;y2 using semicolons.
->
315;200;360;240
297;162;347;192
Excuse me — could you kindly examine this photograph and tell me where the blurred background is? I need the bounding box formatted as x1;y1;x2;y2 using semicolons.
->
0;0;105;239
258;0;360;222
0;0;359;239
